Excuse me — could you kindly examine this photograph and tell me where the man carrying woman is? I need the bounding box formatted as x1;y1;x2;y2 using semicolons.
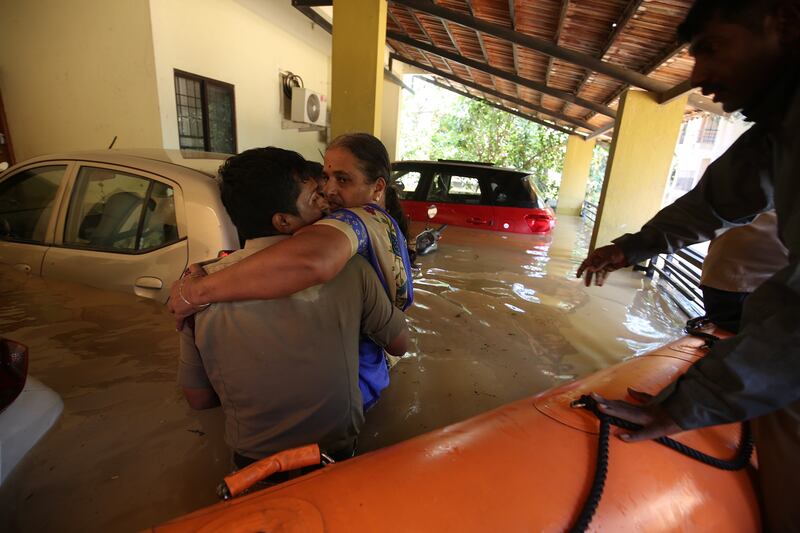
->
178;146;409;469
170;133;415;409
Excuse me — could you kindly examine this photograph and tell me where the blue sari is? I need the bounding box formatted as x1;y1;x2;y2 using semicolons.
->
316;203;414;408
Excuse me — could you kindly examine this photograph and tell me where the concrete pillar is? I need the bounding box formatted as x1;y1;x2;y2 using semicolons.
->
381;76;402;160
556;135;596;216
331;0;387;138
590;89;689;250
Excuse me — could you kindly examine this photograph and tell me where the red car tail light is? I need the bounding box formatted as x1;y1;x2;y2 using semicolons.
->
524;210;554;234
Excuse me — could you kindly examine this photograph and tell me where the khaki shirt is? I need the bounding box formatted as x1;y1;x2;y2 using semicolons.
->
178;236;407;459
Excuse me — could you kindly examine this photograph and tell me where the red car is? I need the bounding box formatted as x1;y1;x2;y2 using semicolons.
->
393;160;556;234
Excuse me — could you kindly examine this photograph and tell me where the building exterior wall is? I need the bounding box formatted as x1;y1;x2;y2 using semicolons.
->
381;62;408;161
148;0;332;161
0;0;163;161
381;80;401;161
0;0;402;164
664;113;752;205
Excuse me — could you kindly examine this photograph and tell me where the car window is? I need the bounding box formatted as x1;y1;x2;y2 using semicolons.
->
426;173;483;204
392;170;422;199
486;174;539;208
0;165;67;243
527;176;550;207
63;167;179;253
426;173;450;202
139;181;179;250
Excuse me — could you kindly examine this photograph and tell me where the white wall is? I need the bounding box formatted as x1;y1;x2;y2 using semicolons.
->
1;0;402;162
665;114;751;205
0;0;163;161
381;81;401;161
149;0;332;161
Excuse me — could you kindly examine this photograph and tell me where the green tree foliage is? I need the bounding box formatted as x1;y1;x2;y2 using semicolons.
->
399;82;568;200
585;143;609;204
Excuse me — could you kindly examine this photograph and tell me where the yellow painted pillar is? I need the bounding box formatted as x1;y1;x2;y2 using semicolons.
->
556;135;596;216
331;0;387;138
590;89;689;250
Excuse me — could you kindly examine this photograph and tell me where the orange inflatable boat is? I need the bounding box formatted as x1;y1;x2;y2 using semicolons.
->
152;328;760;532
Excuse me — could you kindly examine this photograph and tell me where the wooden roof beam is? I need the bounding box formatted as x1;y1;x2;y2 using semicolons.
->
407;6;435;45
586;120;615;140
387;9;406;33
439;20;495;90
659;79;692;104
582;41;690;121
388;31;617;118
391;53;599;131
561;0;645;114
546;0;570;89
389;0;669;93
419;76;579;137
507;0;522;99
423;50;455;74
441;19;461;53
464;0;491;65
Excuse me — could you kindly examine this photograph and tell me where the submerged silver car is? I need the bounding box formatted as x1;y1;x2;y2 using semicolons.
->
0;149;239;302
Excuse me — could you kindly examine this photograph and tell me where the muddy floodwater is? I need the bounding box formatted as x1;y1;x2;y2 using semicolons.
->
0;215;686;531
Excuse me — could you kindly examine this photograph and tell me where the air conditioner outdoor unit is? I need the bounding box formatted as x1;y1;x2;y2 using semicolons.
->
291;87;327;126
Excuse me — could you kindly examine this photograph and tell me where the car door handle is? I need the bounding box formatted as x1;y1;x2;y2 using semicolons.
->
135;276;163;290
467;217;492;225
13;263;31;273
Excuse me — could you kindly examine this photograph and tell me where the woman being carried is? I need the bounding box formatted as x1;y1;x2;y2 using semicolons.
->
169;133;414;409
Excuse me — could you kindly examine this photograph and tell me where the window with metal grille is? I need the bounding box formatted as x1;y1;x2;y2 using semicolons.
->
674;170;697;191
698;115;720;144
174;70;237;154
678;122;688;144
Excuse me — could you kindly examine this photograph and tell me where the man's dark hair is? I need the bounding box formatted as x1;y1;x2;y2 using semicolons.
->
678;0;785;42
303;160;324;181
218;147;308;240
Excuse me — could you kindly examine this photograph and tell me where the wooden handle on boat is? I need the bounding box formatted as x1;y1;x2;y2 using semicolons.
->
222;444;321;498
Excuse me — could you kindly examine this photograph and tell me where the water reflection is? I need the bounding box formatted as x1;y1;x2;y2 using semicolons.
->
361;216;686;452
0;216;689;529
0;266;232;532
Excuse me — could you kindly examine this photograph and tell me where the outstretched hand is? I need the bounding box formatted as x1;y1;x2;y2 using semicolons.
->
576;244;629;287
167;264;209;331
591;388;682;442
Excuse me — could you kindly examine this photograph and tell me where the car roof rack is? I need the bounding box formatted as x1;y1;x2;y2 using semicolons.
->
436;159;495;166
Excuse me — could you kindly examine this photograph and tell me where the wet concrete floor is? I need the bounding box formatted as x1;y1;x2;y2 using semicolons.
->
0;215;686;531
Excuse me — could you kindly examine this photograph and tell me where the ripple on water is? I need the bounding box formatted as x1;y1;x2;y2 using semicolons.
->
362;218;686;451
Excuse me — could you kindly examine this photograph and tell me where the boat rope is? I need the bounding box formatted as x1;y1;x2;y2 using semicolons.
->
568;394;753;533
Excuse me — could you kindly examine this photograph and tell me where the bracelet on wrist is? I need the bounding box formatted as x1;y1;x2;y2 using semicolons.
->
179;277;210;309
